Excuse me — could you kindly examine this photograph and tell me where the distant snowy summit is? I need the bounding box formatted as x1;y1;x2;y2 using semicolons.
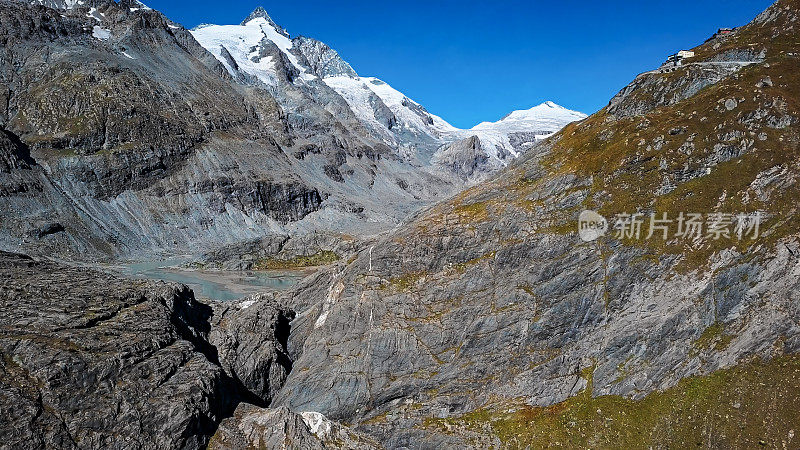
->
473;101;587;134
465;101;587;157
191;7;586;181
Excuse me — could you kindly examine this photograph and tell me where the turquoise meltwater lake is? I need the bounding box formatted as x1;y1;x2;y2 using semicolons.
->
115;258;310;302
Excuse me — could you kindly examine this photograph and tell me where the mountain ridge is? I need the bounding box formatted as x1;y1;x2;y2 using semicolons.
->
191;6;586;179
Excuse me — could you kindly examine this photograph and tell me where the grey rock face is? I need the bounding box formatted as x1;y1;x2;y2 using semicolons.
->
0;251;233;449
292;36;358;79
430;135;490;181
209;404;381;450
209;294;295;404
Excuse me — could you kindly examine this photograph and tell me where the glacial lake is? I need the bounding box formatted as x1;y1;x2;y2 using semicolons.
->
114;258;311;302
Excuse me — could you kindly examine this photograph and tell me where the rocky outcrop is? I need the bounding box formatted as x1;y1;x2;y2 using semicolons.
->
608;62;760;118
209;294;295;404
0;128;34;172
292;36;359;79
0;250;337;449
0;251;233;449
209;404;380;450
431;135;490;181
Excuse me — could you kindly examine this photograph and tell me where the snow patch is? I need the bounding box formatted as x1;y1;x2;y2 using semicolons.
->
87;7;103;22
300;411;332;437
92;26;111;41
314;280;345;329
239;298;256;309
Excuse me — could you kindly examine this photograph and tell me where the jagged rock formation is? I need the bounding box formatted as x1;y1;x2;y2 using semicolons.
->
292;36;359;79
0;251;232;448
209;294;295;403
430;135;489;181
209;405;380;449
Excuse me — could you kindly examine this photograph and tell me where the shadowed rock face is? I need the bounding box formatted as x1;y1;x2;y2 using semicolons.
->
209;293;296;404
0;128;34;172
0;251;229;448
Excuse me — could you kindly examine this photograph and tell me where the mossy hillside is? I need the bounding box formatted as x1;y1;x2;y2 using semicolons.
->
382;271;428;292
501;26;800;272
693;321;735;354
690;0;800;62
423;355;800;449
253;250;339;270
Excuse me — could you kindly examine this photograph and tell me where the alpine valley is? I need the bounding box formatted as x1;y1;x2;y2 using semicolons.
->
0;0;585;265
1;0;800;449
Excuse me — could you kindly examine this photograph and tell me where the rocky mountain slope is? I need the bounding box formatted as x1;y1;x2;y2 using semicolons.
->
254;0;799;447
0;0;582;264
0;0;452;262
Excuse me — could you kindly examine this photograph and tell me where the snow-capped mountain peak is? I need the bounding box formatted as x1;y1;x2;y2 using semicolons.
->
190;7;586;180
240;6;288;36
432;102;587;179
191;9;316;88
474;101;586;131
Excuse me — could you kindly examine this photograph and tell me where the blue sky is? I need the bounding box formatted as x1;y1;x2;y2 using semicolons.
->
148;0;773;128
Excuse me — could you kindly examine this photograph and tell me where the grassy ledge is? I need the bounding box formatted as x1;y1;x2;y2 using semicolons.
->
423;355;800;448
253;250;339;270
